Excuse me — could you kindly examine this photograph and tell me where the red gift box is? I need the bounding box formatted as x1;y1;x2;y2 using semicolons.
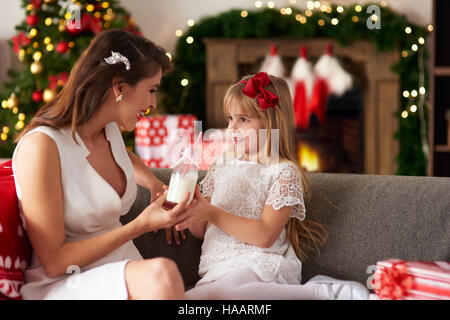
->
135;115;196;168
135;115;231;169
372;259;450;300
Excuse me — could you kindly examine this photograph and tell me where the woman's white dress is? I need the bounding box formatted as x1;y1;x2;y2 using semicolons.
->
197;157;306;287
11;122;142;299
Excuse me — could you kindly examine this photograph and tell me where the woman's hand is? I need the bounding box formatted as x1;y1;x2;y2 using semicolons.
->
148;177;166;204
135;190;194;234
155;188;188;245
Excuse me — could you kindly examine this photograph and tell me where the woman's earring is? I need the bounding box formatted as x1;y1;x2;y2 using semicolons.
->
115;94;123;102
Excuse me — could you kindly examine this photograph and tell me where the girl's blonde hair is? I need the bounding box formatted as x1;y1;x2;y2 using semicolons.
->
223;73;328;261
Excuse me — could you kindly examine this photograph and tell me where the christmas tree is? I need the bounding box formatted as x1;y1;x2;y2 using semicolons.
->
0;0;140;157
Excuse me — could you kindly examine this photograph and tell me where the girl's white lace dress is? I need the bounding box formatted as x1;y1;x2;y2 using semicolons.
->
197;158;306;286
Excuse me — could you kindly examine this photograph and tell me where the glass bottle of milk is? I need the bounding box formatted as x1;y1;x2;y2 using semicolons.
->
165;147;198;208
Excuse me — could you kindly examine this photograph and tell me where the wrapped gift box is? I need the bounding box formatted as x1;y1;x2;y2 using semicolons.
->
135;114;196;168
373;259;450;300
135;115;231;169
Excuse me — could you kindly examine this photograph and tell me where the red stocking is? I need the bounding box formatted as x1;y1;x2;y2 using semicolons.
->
309;77;329;125
294;81;309;129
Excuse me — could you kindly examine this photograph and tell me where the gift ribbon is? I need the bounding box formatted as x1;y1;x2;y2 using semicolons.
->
239;72;279;110
373;260;415;300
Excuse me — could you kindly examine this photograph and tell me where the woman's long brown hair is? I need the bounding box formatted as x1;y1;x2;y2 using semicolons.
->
15;29;173;144
224;74;328;262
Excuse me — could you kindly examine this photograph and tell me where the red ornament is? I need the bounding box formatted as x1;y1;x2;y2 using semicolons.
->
48;72;68;90
11;32;31;54
26;13;39;26
56;41;68;54
31;0;42;10
32;90;43;103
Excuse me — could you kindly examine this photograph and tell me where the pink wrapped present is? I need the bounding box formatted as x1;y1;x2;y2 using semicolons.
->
372;259;450;300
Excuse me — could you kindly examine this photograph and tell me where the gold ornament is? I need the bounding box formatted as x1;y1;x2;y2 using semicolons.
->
33;51;42;61
43;88;56;102
43;0;56;3
46;43;54;52
103;12;115;22
18;49;26;61
7;93;18;109
15;120;25;130
30;61;43;74
29;28;38;38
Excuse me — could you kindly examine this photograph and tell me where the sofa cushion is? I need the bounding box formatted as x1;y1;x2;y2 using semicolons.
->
302;173;450;287
0;160;32;300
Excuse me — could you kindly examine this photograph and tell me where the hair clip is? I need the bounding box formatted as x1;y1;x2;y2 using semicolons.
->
104;51;131;70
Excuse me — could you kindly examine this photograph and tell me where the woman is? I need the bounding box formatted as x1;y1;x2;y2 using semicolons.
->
12;29;193;299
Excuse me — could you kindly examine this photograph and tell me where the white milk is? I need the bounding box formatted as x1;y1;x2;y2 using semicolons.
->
166;172;197;204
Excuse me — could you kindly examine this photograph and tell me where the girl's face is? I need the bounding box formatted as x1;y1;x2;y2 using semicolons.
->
225;102;265;158
115;68;162;131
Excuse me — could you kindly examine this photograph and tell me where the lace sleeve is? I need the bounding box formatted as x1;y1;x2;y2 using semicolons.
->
265;163;306;221
199;161;217;198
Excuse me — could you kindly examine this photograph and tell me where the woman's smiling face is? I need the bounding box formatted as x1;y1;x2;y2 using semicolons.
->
115;68;162;132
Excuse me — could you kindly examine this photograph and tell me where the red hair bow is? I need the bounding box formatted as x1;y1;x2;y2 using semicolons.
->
240;72;279;110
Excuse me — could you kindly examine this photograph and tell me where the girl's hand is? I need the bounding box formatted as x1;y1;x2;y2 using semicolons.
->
165;225;187;245
136;190;194;234
174;185;211;232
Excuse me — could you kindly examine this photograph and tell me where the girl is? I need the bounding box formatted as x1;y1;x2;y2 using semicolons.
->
12;29;193;299
176;72;369;300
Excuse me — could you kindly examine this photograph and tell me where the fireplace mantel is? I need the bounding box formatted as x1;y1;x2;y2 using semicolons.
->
204;38;400;175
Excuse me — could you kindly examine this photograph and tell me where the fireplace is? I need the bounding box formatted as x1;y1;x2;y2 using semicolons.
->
204;38;400;175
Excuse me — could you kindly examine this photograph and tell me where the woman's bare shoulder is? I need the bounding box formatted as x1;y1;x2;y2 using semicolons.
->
15;131;59;162
14;131;61;182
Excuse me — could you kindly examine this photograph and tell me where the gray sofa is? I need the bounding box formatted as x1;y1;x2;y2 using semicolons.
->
120;168;450;292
